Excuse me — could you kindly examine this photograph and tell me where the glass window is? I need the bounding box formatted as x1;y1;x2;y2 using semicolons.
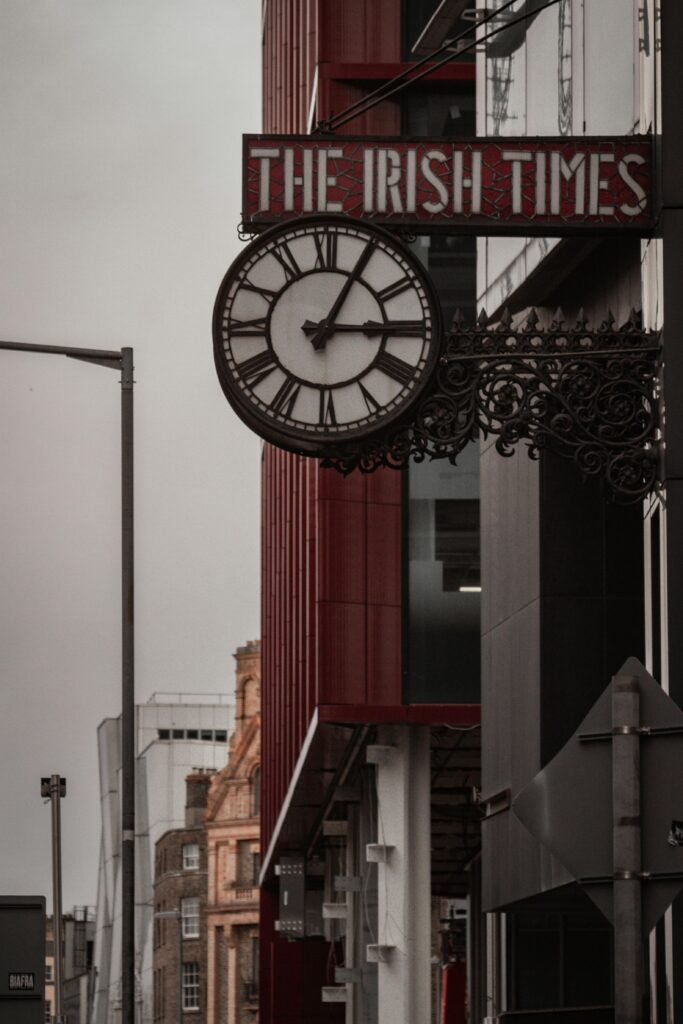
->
403;84;476;137
182;843;200;871
214;730;228;742
251;851;261;886
171;729;184;739
182;962;200;1011
181;897;200;939
45;963;53;983
402;0;474;60
251;767;260;816
201;730;213;741
45;1001;51;1022
186;729;199;740
406;445;480;703
158;729;170;740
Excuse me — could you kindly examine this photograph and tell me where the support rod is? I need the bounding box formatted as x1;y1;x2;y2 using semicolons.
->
612;675;644;1024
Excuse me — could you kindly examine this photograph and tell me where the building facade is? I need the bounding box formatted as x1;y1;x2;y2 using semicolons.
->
243;0;683;1020
91;696;233;1024
476;2;678;1022
45;907;96;1024
258;3;481;1024
205;640;261;1024
153;772;213;1024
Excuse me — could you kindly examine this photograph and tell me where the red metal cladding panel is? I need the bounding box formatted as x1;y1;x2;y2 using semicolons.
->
366;500;401;607
318;600;367;704
320;0;400;63
366;466;402;505
367;603;403;705
318;498;367;605
319;463;367;503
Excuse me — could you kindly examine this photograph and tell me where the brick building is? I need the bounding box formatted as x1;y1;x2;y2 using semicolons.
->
205;640;261;1024
153;771;214;1022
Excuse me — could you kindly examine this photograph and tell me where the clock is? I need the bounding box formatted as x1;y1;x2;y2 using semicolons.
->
212;214;442;452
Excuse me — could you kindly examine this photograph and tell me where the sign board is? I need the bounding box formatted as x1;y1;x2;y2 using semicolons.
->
0;897;45;1024
8;974;35;992
513;658;683;935
243;134;654;236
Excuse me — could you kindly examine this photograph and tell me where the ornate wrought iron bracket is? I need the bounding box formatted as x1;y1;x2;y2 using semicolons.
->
320;309;661;504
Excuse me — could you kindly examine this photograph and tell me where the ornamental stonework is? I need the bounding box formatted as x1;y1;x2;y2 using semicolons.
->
205;640;261;1024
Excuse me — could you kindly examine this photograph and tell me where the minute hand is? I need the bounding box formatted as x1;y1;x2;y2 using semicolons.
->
302;319;426;338
309;240;376;351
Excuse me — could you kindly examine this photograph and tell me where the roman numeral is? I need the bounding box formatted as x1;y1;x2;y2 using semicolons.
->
271;376;301;418
312;230;338;270
359;381;381;415
375;351;415;386
236;349;278;387
242;280;277;302
271;242;301;282
377;275;413;303
227;315;268;337
319;389;337;426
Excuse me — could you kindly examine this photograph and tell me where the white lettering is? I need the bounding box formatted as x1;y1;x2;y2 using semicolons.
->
377;149;404;213
618;154;647;216
363;150;374;211
535;152;547;216
421;150;449;214
453;149;482;214
502;151;533;214
550;153;586;215
405;149;417;213
251;147;280;211
284;148;313;211
589;152;615;216
317;148;344;212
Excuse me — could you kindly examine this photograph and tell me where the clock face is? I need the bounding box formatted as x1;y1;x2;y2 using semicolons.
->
213;215;442;449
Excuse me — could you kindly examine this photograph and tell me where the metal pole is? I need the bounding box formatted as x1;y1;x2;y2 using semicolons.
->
121;347;136;1024
43;775;66;1024
612;675;644;1024
1;340;136;1022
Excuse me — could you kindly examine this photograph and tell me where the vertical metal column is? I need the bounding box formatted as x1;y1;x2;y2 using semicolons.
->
42;775;66;1024
612;675;644;1024
121;347;136;1024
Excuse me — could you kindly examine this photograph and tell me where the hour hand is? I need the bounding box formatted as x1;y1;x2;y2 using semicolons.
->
302;318;425;340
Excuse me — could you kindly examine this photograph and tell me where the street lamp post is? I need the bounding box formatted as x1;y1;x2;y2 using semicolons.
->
0;339;136;1024
154;910;183;1024
40;775;66;1024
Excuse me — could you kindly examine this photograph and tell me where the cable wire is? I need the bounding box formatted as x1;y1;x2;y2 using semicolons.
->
314;0;563;135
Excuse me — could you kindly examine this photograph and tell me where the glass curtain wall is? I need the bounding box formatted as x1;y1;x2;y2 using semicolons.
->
400;28;480;704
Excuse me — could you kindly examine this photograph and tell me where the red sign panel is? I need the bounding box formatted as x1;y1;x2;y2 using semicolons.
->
243;135;653;236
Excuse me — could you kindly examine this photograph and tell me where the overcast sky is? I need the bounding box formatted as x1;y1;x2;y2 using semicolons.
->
0;0;261;911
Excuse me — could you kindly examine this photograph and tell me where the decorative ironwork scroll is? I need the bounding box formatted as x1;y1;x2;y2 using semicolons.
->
320;309;661;504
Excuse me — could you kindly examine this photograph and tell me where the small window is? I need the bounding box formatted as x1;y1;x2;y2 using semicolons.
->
158;729;170;740
181;897;200;939
201;730;213;741
252;851;261;886
251;766;260;816
172;729;184;739
45;1001;52;1023
182;843;200;870
186;729;199;740
182;962;200;1011
45;963;53;983
214;730;227;742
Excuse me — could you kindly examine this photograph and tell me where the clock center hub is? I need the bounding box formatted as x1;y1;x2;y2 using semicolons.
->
269;272;383;386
